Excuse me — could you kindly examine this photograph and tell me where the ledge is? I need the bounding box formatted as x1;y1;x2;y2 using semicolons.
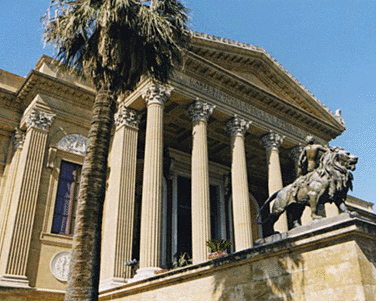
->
99;213;375;300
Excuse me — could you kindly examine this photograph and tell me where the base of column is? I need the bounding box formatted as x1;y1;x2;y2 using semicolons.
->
0;274;30;288
128;267;162;282
99;277;129;291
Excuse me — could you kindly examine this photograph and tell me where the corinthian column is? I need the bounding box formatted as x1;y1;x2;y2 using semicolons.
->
225;115;253;251
100;107;140;289
135;84;171;280
262;131;288;233
0;109;54;288
188;99;215;264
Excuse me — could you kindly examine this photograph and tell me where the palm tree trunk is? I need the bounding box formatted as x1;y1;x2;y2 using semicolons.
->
65;87;117;301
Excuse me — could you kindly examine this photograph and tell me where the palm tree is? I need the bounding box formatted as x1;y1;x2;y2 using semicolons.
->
43;0;189;300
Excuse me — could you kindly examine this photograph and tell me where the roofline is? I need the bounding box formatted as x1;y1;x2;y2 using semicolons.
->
190;31;346;128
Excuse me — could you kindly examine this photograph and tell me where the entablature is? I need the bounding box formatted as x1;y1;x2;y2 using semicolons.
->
181;51;343;142
15;70;95;112
189;32;345;132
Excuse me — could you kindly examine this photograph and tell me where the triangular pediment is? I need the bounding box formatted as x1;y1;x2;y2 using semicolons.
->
188;32;345;131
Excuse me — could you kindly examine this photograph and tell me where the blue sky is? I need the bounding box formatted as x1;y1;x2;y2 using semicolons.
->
0;1;376;206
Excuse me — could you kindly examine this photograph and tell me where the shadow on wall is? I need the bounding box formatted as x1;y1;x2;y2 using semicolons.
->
211;251;305;301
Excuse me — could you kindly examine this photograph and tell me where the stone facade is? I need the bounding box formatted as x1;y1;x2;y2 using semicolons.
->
0;34;375;300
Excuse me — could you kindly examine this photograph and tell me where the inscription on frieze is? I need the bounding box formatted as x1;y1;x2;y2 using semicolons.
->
178;74;308;140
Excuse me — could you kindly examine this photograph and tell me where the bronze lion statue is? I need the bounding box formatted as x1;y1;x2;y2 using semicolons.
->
258;147;358;235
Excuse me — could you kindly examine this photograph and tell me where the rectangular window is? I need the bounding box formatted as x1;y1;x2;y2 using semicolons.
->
51;160;82;235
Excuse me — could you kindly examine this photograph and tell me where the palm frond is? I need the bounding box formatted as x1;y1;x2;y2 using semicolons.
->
43;0;189;93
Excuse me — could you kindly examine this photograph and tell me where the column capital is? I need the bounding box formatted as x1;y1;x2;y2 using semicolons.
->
225;115;252;137
261;131;284;151
188;99;215;123
115;106;141;130
25;109;54;132
141;83;172;106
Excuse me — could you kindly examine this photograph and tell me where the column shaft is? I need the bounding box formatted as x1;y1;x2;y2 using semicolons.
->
262;131;288;233
226;116;253;251
191;120;211;263
140;102;164;268
189;100;214;264
101;108;139;288
137;84;171;277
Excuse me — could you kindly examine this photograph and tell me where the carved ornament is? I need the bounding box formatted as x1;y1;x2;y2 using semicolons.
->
261;131;284;151
141;83;172;106
115;106;141;129
225;115;251;137
188;99;215;123
25;109;54;131
14;127;25;148
50;251;71;282
57;134;88;156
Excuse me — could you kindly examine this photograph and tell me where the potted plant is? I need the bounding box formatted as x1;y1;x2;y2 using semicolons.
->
206;239;232;259
172;252;192;268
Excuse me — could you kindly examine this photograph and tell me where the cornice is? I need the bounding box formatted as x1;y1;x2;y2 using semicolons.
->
190;31;345;129
182;51;344;140
0;87;18;110
15;70;95;111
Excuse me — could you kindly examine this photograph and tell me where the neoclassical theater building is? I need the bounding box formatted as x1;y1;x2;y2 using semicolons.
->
0;33;375;300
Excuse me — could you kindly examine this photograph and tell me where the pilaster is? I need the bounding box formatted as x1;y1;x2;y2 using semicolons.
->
0;109;54;288
100;107;140;289
262;131;288;233
188;99;215;264
135;84;171;280
225;116;253;251
0;129;25;262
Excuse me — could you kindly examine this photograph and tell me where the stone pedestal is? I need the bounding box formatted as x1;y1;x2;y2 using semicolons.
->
0;109;54;288
188;100;215;264
226;116;253;251
262;131;287;233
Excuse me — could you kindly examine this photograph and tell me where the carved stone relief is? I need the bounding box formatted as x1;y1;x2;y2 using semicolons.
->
50;251;71;282
57;134;88;156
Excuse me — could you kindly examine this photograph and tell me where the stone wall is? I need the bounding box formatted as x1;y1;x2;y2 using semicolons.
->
100;213;375;301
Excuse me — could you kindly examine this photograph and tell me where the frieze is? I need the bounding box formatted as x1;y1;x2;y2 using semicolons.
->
191;31;344;127
178;74;308;141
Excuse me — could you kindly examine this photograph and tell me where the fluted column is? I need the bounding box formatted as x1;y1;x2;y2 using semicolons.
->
225;116;253;251
188;100;215;264
100;107;140;289
262;131;288;233
135;84;171;279
0;109;54;288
